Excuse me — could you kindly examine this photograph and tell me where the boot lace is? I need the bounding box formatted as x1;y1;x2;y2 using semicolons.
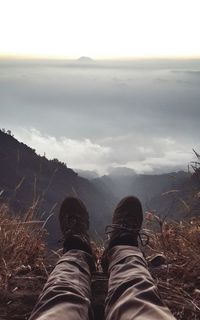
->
105;224;149;246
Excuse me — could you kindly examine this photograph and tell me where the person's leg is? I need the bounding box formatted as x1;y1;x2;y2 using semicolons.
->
29;197;95;320
105;246;175;320
30;249;94;320
103;196;175;320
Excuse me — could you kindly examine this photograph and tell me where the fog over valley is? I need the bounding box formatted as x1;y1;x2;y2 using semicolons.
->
1;58;200;175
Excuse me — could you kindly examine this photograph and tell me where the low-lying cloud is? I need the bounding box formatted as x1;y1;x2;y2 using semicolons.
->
14;128;194;175
15;128;111;172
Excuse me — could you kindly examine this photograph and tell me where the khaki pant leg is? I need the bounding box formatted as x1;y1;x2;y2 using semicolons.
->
105;245;176;320
29;249;93;320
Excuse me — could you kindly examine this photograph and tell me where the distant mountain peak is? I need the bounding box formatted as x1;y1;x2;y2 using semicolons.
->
77;56;93;63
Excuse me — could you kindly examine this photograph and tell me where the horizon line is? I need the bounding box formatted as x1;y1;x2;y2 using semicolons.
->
1;53;200;61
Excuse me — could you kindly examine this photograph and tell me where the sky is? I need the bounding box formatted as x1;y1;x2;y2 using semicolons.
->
0;0;200;59
1;59;200;175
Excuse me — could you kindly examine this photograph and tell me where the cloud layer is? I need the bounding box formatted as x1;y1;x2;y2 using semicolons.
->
14;128;193;175
1;59;200;174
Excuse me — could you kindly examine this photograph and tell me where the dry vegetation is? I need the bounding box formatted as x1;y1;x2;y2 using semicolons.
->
144;213;200;320
0;201;51;319
0;202;47;290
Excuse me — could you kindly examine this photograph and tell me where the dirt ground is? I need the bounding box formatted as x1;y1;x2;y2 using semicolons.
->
0;269;47;320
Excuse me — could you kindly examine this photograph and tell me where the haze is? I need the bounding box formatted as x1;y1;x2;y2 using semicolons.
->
1;58;200;175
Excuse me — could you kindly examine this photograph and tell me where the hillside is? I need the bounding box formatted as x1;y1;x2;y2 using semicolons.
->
0;130;115;246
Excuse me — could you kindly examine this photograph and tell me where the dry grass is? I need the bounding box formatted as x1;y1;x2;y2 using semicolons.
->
0;202;47;290
144;213;200;319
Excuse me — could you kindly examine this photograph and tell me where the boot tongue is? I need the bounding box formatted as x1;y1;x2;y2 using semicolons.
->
108;232;138;249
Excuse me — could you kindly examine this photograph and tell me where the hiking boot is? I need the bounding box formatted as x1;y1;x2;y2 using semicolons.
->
59;197;92;255
101;196;143;272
